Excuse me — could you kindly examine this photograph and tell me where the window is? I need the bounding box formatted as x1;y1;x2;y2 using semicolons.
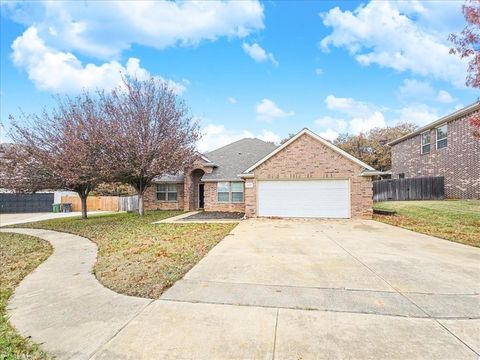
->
399;173;405;179
156;183;177;201
217;181;244;203
217;182;230;202
421;131;431;154
231;182;244;202
436;124;448;149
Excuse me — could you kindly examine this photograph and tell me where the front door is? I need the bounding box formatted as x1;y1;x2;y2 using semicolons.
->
198;183;205;209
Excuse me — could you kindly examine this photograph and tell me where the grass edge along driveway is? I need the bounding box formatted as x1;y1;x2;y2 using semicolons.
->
16;211;237;299
0;232;53;360
373;200;480;247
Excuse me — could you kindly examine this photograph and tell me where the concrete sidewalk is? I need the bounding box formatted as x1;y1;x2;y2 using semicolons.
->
1;228;151;359
152;211;242;224
0;211;113;227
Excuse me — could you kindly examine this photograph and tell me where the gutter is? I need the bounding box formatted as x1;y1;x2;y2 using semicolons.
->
238;173;254;179
360;170;387;177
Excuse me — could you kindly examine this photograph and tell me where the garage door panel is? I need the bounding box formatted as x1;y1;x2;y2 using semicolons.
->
257;180;350;218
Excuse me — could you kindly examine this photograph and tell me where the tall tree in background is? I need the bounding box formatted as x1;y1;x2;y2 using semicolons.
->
101;77;199;216
450;0;480;137
6;93;107;219
334;123;418;171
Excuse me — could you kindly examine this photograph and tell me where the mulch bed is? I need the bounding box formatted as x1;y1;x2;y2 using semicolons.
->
181;211;245;220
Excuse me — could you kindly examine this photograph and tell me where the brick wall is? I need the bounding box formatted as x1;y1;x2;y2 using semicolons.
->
183;160;213;211
144;183;184;210
204;182;246;212
391;114;480;199
245;133;373;218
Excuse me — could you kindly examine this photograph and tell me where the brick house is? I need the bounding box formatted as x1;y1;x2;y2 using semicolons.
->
389;101;480;199
144;128;378;218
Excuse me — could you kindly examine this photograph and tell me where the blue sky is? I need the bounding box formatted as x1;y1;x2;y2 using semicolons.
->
1;0;478;151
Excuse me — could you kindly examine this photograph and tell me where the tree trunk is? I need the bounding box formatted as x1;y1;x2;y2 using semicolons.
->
79;192;88;220
138;193;144;216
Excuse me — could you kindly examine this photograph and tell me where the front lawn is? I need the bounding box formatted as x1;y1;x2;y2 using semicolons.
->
0;232;52;360
373;200;480;247
17;211;237;298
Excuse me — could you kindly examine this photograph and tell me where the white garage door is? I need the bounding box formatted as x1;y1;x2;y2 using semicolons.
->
257;180;350;218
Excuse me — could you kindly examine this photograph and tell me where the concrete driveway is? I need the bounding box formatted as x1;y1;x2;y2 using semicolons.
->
6;219;479;359
97;219;480;359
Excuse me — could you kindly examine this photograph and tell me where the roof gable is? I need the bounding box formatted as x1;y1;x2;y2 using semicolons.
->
243;128;375;173
202;138;278;181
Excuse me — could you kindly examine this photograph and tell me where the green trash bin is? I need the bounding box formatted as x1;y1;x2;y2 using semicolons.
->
52;203;61;213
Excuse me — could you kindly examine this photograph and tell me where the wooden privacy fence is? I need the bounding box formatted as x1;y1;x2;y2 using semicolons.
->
373;176;444;202
61;195;119;212
118;195;139;212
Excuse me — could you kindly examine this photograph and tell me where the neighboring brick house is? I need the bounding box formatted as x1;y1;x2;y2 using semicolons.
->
389;101;480;199
144;128;378;218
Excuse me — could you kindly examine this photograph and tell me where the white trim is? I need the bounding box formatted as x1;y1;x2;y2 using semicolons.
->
202;178;245;182
244;128;375;173
360;170;386;177
197;152;213;163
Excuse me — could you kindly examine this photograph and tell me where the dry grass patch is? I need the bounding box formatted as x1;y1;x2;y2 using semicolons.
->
373;200;480;247
0;232;52;360
18;211;237;298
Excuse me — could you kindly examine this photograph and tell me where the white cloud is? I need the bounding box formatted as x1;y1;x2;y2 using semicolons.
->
242;42;278;66
396;104;438;126
11;26;186;93
256;98;294;121
228;97;237;104
318;129;339;142
348;111;386;134
436;90;455;103
325;94;378;118
320;95;386;135
4;1;264;59
316;94;441;136
397;79;434;101
315;68;323;75
320;1;467;87
397;79;456;104
314;116;347;132
257;130;281;144
197;123;280;152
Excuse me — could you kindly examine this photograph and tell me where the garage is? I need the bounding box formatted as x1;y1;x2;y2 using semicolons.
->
257;180;350;218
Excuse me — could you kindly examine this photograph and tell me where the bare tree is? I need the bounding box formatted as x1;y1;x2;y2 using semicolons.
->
101;77;199;216
7;93;107;219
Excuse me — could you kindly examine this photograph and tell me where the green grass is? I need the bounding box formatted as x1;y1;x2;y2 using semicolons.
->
16;211;237;298
373;200;480;247
0;232;53;360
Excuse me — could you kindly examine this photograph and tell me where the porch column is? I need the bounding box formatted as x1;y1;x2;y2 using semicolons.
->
183;172;192;211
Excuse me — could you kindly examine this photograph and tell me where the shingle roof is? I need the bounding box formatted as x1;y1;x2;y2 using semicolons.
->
152;172;184;183
202;138;277;181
